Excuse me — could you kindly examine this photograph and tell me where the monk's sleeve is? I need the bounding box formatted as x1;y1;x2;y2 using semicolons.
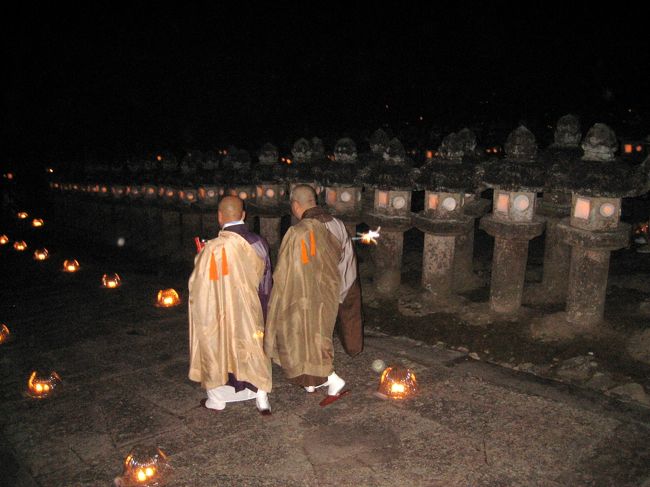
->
250;238;272;322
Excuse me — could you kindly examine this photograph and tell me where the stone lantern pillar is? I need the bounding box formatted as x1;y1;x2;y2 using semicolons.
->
360;138;415;298
321;138;364;238
557;124;635;327
249;143;287;261
530;114;583;303
412;130;479;301
479;126;546;314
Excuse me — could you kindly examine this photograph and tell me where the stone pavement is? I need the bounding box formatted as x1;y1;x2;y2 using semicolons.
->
1;250;650;487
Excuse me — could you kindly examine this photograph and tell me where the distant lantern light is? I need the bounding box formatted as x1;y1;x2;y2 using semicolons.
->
102;273;122;289
265;188;275;198
0;234;9;245
425;150;434;159
0;324;11;345
26;371;62;399
441;197;457;211
392;196;406;210
376;366;418;400
340;191;352;202
62;259;80;273
428;194;439;210
33;248;49;261
207;190;215;198
573;197;591;220
513;195;530;211
13;240;27;251
599;203;616;218
256;186;263;198
156;289;180;308
156;155;162;161
326;189;337;205
496;193;509;213
32;218;44;228
238;191;248;200
117;237;126;247
636;145;643;152
17;211;29;219
377;191;389;207
117;446;172;487
624;143;633;154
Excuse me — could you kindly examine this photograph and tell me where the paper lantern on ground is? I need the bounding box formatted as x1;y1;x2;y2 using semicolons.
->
17;211;29;219
62;259;80;273
26;371;62;399
0;324;11;344
32;218;44;228
13;240;27;251
0;234;9;245
156;289;180;307
34;248;49;261
376;366;418;400
115;446;172;486
102;273;122;289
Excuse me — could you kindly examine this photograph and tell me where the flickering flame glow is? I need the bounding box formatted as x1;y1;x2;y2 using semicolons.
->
156;289;181;307
120;446;171;486
17;211;29;219
496;193;509;213
34;248;49;261
102;273;122;289
599;203;616;218
13;240;27;251
0;324;10;344
63;259;80;273
0;235;9;245
353;226;381;245
574;197;591;220
27;371;61;399
376;366;418;400
32;218;44;227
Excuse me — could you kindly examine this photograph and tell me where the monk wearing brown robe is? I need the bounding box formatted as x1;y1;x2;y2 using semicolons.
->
265;185;363;406
188;196;272;414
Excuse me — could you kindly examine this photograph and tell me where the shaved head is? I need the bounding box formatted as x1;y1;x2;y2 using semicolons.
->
290;184;318;220
218;196;245;227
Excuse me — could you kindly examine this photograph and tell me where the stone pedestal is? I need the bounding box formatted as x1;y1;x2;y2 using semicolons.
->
537;195;572;302
480;215;545;313
558;220;629;327
455;197;490;291
259;216;282;263
374;229;404;296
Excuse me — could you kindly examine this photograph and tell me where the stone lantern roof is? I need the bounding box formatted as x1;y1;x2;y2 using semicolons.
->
252;143;286;183
482;125;546;192
317;138;362;187
413;129;482;193
291;138;312;164
542;114;584;192
356;137;415;190
285;138;316;183
561;123;648;197
369;128;390;155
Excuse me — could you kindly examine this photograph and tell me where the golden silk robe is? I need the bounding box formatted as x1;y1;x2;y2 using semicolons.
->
188;231;272;392
264;218;342;384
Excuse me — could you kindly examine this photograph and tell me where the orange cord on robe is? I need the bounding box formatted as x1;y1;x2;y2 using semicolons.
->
209;252;218;280
309;230;317;256
301;239;309;264
221;247;229;276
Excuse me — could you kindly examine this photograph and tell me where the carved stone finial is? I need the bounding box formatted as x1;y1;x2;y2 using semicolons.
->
581;123;617;162
258;143;279;165
504;126;537;162
554;114;581;147
334;138;357;162
369;129;390;155
291;138;312;163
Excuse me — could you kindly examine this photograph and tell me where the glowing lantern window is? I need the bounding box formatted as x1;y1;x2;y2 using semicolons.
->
599;203;616;218
441;197;457;211
186;193;195;201
219;189;225;196
428;194;439;210
146;187;155;195
426;150;434;159
573;197;591;220
17;212;29;219
166;190;175;198
0;235;9;245
636;145;643;152
392;196;406;210
376;366;418;400
207;190;215;198
377;191;389;207
624;144;633;154
27;371;62;399
341;191;352;202
13;240;27;251
256;186;263;198
102;273;122;289
34;248;49;261
178;191;185;199
156;289;180;307
0;324;11;344
101;186;108;194
63;259;80;273
32;218;44;228
239;191;248;200
117;446;172;487
326;189;337;205
156;155;162;161
496;193;509;213
265;188;275;198
513;195;530;211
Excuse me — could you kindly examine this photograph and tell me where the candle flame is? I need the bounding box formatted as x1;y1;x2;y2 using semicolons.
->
32;219;44;227
353;226;381;245
34;248;49;261
0;235;9;245
17;211;29;219
0;324;10;344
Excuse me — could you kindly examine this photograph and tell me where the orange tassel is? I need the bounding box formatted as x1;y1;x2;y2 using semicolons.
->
301;239;309;264
309;230;316;256
221;247;229;276
209;252;218;281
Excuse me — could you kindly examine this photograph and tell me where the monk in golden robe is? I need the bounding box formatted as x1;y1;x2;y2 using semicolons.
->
188;196;272;414
265;185;363;406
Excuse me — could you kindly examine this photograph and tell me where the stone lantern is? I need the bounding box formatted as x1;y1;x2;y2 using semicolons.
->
555;123;646;329
412;130;481;303
320;138;364;237
222;149;256;229
529;114;583;303
249;143;288;260
286;138;325;223
359;138;415;298
479;126;546;314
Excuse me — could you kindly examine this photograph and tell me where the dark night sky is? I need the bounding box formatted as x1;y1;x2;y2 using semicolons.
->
3;3;649;164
